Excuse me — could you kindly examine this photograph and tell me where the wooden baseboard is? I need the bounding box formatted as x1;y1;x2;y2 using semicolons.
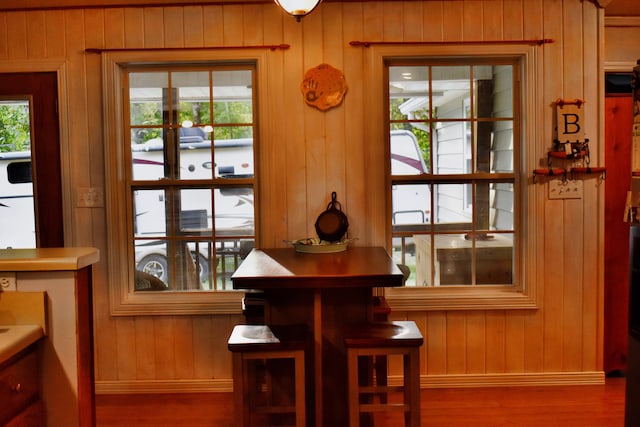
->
96;371;605;394
417;371;605;388
95;379;233;394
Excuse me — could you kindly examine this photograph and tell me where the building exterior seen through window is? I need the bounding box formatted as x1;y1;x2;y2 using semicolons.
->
388;60;517;288
126;66;256;292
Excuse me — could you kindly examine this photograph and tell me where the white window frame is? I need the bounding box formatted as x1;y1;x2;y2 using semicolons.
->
363;43;542;311
102;49;268;315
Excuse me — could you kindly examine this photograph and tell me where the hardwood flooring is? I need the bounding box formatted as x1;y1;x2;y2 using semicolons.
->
95;377;626;427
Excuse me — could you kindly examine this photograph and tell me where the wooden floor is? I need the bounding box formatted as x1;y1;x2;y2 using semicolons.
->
96;377;626;426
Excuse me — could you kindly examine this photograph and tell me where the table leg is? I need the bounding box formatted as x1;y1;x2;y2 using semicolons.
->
313;290;323;427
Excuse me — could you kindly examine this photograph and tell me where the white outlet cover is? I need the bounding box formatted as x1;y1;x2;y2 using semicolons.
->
549;180;583;200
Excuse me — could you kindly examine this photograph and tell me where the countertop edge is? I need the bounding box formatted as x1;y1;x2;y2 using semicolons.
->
0;324;44;365
0;247;99;271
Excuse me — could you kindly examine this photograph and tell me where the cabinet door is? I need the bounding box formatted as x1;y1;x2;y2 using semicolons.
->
0;350;39;425
5;400;44;427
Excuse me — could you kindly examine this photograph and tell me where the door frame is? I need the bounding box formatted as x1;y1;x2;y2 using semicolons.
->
0;59;74;245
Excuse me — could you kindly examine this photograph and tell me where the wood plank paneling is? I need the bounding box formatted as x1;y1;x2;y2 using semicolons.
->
542;0;566;374
7;12;28;59
0;0;608;390
26;12;46;57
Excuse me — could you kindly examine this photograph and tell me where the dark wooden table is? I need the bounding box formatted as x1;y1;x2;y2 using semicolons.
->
231;246;403;427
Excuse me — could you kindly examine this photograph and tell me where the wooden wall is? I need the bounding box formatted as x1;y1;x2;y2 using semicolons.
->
0;0;606;392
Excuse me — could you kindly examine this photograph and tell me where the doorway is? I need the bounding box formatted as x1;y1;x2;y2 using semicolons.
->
604;72;633;374
0;72;63;247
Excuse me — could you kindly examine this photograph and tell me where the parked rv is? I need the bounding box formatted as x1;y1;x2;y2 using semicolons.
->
390;129;430;225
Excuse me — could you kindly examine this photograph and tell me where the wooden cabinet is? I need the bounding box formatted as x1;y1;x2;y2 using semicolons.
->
415;234;513;286
0;345;42;426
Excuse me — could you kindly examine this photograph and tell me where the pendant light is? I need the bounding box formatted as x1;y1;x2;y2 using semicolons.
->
274;0;322;22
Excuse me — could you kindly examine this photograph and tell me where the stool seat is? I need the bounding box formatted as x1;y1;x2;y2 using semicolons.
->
344;321;423;427
228;324;308;427
228;324;307;352
344;321;423;347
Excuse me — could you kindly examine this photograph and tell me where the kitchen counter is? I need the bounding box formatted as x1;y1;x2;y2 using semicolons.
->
0;247;99;271
0;291;47;363
0;247;99;427
0;324;43;363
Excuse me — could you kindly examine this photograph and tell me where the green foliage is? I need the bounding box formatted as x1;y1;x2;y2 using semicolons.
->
130;99;253;143
0;103;31;152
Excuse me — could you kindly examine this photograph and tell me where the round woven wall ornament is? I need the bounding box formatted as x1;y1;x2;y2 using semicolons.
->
301;63;348;111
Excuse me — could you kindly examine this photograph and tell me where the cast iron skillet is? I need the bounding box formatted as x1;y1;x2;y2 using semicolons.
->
315;192;349;242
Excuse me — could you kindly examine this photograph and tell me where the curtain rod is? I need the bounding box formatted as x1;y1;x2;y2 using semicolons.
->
350;39;553;48
85;44;289;54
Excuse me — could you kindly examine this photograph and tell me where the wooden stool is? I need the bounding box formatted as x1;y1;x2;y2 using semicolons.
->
344;321;423;427
227;324;307;427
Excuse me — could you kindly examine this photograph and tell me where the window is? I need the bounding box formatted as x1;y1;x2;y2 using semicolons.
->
103;50;267;315
0;98;35;248
369;44;541;310
128;66;255;292
389;60;517;287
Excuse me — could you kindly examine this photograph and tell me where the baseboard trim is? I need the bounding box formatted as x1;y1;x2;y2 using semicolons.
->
96;371;605;394
417;371;606;388
96;379;233;394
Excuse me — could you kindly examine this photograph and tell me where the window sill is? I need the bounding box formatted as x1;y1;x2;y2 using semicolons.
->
110;289;245;316
383;286;538;311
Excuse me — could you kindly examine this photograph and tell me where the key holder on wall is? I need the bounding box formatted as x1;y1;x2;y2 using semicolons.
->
532;98;605;183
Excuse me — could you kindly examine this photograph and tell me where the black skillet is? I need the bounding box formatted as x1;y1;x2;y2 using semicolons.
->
314;192;349;242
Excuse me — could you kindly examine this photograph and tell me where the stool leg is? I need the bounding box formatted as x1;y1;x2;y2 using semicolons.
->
404;348;421;427
232;353;248;427
347;349;360;427
374;355;388;404
294;351;306;427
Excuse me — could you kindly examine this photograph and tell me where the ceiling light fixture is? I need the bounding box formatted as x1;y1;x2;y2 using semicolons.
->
274;0;322;22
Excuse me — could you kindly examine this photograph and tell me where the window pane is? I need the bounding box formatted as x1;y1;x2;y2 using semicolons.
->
433;183;471;225
215;187;254;236
475;65;512;119
179;136;213;180
474;232;513;285
214;133;254;177
213;70;253;124
129;72;167;126
392;236;417;286
180;189;213;235
390;130;430;175
476;182;515;231
131;128;166;180
491;120;514;173
433;120;469;174
172;71;211;126
392;183;430;226
433;65;471;120
215;238;253;290
388;65;430;121
133;189;167;237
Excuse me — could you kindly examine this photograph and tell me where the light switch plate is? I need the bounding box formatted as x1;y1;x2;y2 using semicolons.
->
77;187;104;207
549;179;583;199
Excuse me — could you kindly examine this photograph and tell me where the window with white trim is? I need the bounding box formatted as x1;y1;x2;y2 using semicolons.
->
128;65;255;292
103;50;266;315
389;59;517;288
374;45;539;311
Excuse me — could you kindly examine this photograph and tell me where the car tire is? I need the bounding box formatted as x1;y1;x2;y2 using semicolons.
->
138;254;168;283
